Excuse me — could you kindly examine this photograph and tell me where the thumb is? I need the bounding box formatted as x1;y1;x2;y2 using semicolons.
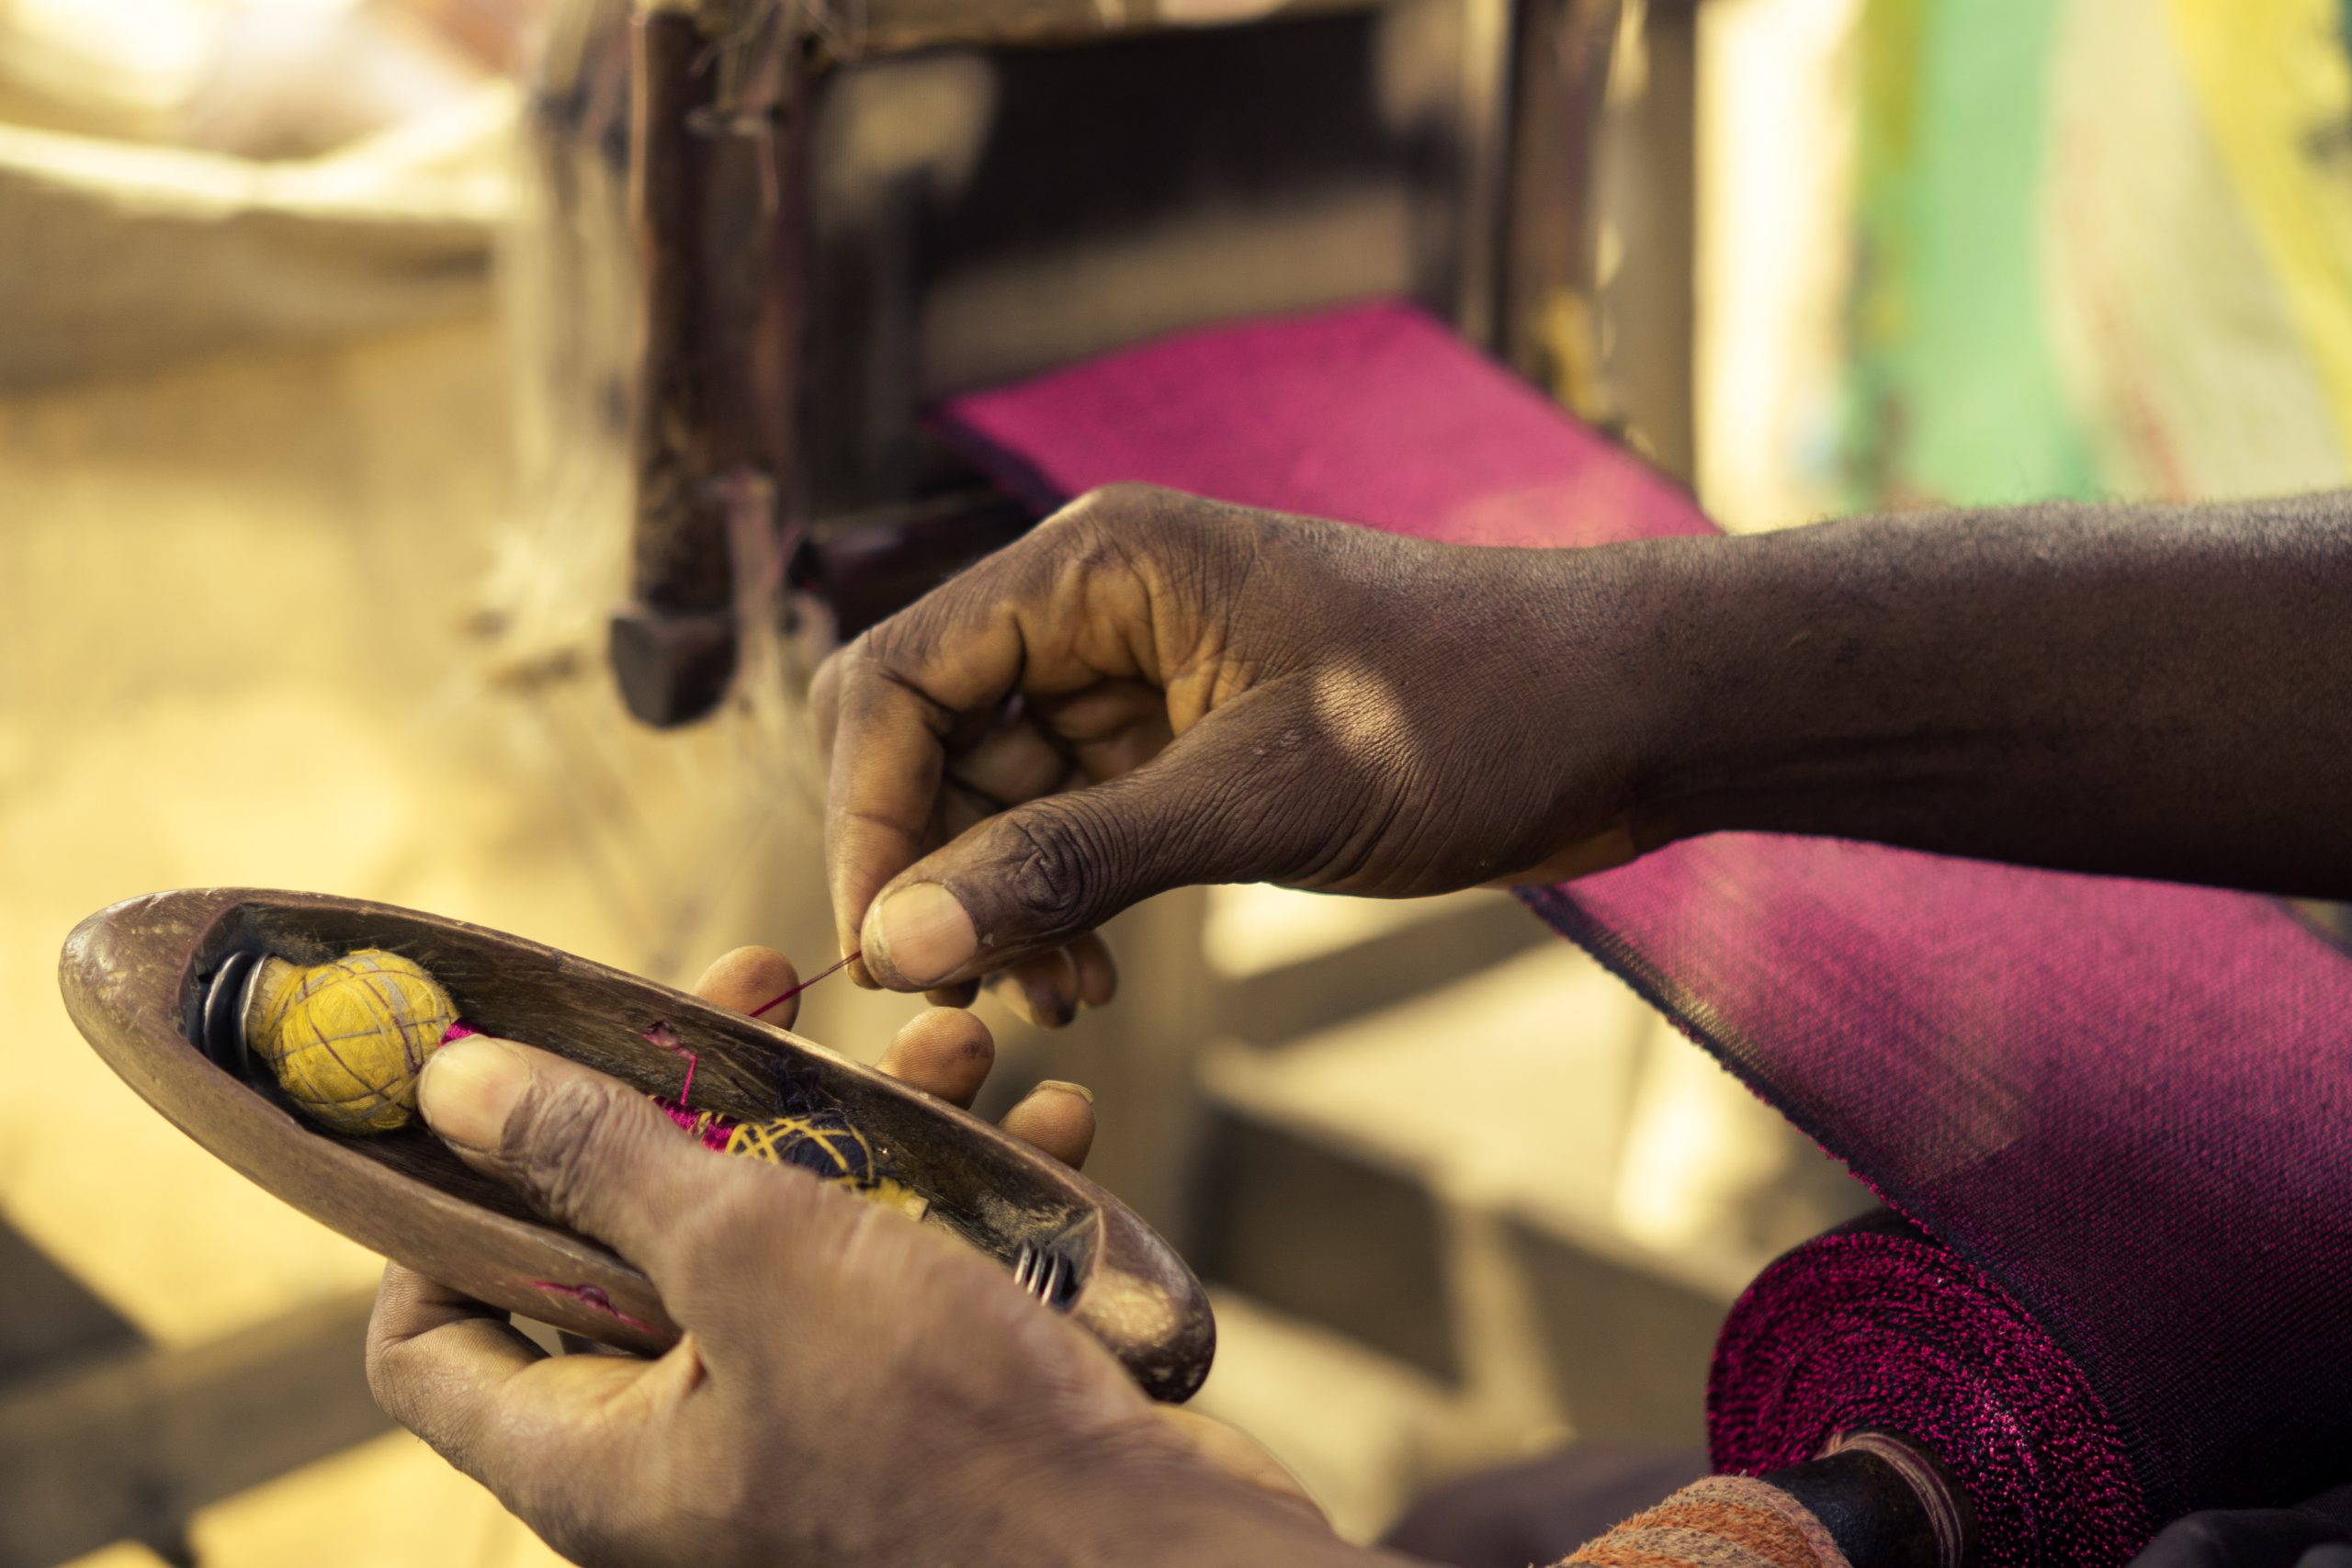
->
857;707;1315;989
419;1035;760;1287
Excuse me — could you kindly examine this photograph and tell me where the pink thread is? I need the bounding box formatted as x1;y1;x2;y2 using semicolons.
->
441;1020;482;1043
530;1280;652;1334
656;1097;736;1151
752;952;859;1020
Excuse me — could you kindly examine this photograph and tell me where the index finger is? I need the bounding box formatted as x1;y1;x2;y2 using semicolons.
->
819;539;1068;966
821;498;1182;976
822;639;958;968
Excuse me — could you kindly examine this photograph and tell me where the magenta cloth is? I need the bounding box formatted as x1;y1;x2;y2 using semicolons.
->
934;300;2352;1566
940;299;1712;549
1709;1210;2143;1564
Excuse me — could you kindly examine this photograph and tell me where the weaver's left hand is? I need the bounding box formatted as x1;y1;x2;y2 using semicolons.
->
366;948;1333;1568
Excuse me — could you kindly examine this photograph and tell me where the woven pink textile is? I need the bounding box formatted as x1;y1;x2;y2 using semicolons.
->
935;300;2352;1566
939;299;1711;548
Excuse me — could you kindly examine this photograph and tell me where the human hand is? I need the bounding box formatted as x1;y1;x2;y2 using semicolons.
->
367;946;1329;1568
818;485;1667;1010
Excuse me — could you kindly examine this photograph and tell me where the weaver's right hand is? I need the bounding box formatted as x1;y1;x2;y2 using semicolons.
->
817;484;1679;1017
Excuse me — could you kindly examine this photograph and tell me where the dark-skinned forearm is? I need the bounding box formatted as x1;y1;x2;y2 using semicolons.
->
1613;490;2352;898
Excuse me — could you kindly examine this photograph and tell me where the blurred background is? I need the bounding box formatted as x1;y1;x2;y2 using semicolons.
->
4;0;2345;1563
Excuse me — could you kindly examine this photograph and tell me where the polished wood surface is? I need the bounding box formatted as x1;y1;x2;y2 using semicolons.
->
59;889;1214;1402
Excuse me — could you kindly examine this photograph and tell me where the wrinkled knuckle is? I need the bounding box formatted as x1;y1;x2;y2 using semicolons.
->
1057;485;1193;566
855;612;957;705
855;616;909;668
819;635;882;724
1063;480;1166;522
993;799;1118;938
837;625;899;690
503;1076;628;1225
1033;494;1123;565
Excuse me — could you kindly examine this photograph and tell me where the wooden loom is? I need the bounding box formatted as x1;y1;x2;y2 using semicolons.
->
526;0;1696;727
3;4;1712;1563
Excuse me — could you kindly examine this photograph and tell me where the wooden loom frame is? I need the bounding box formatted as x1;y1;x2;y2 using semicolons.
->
0;8;1706;1560
600;0;1697;727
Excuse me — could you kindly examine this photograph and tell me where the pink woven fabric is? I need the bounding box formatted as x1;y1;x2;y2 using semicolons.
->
934;300;2352;1566
940;299;1711;548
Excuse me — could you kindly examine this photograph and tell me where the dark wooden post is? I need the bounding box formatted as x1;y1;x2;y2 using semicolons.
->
613;0;808;728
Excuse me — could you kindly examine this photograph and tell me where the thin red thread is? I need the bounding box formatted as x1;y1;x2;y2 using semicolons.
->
751;951;859;1020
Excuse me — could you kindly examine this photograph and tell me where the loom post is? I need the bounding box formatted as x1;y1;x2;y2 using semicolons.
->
612;0;808;728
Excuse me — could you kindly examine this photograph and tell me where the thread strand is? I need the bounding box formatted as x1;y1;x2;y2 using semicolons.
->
751;951;859;1019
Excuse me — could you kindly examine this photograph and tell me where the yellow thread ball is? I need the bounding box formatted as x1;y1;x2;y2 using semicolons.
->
247;949;456;1134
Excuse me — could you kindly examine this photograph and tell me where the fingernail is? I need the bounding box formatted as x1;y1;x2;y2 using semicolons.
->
1036;1078;1094;1104
419;1036;533;1150
869;884;977;987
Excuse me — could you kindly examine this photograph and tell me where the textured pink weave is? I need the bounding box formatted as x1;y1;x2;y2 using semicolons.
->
935;300;2352;1566
941;299;1711;548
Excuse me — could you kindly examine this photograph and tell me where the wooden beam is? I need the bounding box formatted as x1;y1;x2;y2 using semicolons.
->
0;1223;141;1388
1189;1103;1459;1380
817;0;1404;61
1216;894;1555;1049
616;2;810;726
0;1293;389;1568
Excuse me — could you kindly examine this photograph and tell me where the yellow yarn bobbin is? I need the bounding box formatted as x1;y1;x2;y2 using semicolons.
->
246;949;456;1134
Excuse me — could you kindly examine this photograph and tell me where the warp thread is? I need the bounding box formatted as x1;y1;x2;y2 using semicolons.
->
1561;1475;1852;1568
